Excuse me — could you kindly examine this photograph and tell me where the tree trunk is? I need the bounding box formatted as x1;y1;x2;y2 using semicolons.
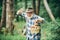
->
0;0;6;30
36;0;40;15
32;0;40;15
38;0;40;14
43;0;55;22
6;0;14;34
25;0;27;9
32;0;36;14
43;0;60;26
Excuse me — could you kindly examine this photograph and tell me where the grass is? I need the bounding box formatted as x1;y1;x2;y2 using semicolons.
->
0;19;60;40
0;34;26;40
0;20;26;40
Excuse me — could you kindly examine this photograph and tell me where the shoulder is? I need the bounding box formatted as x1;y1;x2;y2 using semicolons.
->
33;14;40;18
33;14;44;20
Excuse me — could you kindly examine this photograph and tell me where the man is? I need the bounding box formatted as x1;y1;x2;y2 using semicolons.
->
17;8;44;40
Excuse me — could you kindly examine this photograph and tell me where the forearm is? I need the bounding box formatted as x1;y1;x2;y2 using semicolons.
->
16;10;22;15
17;8;25;15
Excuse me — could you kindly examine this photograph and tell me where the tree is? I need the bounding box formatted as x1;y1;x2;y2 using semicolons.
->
25;0;27;9
36;0;40;15
32;0;36;14
32;0;40;15
6;0;14;34
43;0;55;22
0;0;6;30
0;0;3;21
43;0;60;26
43;0;60;40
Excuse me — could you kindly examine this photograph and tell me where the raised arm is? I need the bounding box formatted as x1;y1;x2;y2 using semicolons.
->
16;8;26;17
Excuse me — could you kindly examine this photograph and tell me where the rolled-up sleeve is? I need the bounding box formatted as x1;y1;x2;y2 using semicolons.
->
17;11;26;17
21;12;26;17
38;16;44;21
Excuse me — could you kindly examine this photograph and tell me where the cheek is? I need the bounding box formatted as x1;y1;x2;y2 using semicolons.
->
27;14;29;16
27;14;31;16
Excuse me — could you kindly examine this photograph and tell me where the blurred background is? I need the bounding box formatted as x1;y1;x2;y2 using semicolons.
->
0;0;60;40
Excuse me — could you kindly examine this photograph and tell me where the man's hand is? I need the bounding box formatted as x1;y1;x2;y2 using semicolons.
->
17;8;25;15
36;19;43;22
35;19;43;23
34;19;43;25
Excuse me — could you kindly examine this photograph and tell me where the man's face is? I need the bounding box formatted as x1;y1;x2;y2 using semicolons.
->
26;12;33;17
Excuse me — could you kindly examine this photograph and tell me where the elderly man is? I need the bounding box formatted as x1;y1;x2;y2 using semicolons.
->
17;8;44;40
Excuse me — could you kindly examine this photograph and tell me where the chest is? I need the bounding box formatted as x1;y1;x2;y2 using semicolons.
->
26;18;37;25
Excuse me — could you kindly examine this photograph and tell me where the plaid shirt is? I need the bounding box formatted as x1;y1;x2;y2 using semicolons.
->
19;12;44;40
21;12;44;27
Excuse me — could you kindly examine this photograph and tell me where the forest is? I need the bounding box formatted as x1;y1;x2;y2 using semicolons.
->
0;0;60;40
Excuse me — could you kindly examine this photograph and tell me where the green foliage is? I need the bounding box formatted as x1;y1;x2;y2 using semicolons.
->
41;19;60;40
0;21;26;40
47;0;60;18
0;0;60;40
0;19;60;40
0;34;26;40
